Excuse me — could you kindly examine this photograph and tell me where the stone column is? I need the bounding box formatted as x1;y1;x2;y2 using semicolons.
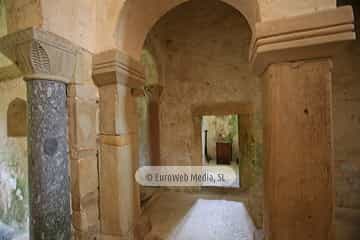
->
250;7;356;240
146;84;163;166
26;76;70;239
93;50;144;239
0;28;78;239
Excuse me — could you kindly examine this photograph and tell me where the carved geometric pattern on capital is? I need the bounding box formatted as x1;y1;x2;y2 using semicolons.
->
251;6;356;74
0;27;78;82
92;49;145;89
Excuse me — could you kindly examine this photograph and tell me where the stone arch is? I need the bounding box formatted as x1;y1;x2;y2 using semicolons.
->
7;97;27;137
115;0;260;60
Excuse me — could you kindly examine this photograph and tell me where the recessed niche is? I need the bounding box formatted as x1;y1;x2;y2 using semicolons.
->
7;98;27;137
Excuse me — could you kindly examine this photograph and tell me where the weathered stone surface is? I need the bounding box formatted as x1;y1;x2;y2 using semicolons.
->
70;152;99;238
41;1;97;54
92;49;145;88
145;85;162;103
73;211;88;232
84;198;100;230
136;92;151;168
144;233;163;240
263;59;334;240
74;49;94;84
103;0;259;59
67;83;99;100
258;0;335;22
333;7;360;210
100;233;132;240
247;177;264;228
0;64;22;81
134;215;152;240
141;84;162;167
73;228;99;240
27;79;70;239
72;213;99;240
7;97;27;137
4;0;42;34
99;143;137;236
93;45;142;240
68;97;98;152
70;156;98;211
98;84;138;135
251;6;355;74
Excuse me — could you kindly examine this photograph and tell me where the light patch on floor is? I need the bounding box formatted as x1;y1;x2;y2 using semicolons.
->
169;199;255;240
142;191;256;240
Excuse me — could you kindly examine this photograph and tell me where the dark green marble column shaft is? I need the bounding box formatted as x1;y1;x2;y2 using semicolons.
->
27;79;70;240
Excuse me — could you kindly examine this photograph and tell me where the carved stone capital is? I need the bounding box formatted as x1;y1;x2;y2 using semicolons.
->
0;27;78;83
145;84;163;102
250;6;356;75
92;49;145;88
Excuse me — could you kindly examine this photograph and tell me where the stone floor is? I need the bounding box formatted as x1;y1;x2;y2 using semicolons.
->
142;191;257;240
1;191;359;240
142;190;360;240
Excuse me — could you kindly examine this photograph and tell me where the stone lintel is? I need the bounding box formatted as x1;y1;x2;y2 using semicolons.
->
250;6;356;75
192;102;254;117
92;49;145;89
0;27;78;83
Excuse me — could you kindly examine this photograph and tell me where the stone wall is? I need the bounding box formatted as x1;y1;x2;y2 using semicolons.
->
238;114;263;191
136;96;151;168
136;49;160;168
332;5;360;210
0;77;28;237
68;49;100;239
4;0;42;34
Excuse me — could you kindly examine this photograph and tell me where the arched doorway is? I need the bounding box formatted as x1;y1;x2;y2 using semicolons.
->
93;0;263;238
138;1;263;238
93;0;352;239
113;0;260;60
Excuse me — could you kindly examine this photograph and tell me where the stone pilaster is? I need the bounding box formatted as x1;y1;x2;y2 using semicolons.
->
250;6;356;240
93;49;144;239
67;82;100;239
0;27;78;240
145;84;163;166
